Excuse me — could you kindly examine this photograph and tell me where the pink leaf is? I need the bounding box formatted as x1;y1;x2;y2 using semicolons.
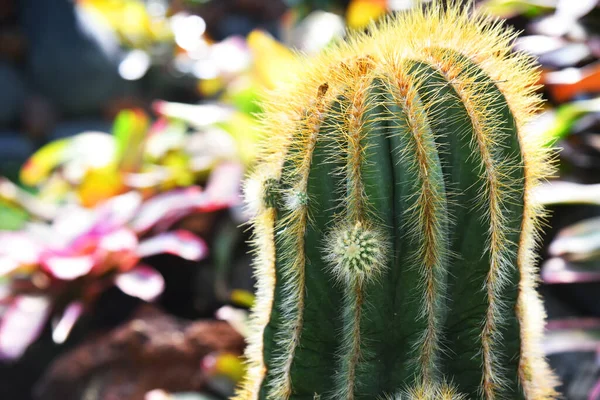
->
541;258;600;284
544;318;600;355
52;301;83;344
94;192;142;231
129;163;242;234
115;265;165;301
97;228;138;253
51;205;96;245
0;233;43;265
130;187;204;234
137;230;208;261
0;257;20;276
0;296;51;359
201;162;243;211
0;281;11;304
589;378;600;400
41;253;95;280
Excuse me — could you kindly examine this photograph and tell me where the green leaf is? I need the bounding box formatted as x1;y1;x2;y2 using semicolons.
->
541;97;600;146
0;201;29;231
112;109;149;172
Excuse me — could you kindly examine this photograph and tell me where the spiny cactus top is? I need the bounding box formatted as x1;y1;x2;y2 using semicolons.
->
238;4;558;400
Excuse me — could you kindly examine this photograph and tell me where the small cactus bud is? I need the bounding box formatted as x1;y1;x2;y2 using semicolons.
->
325;221;388;286
283;189;309;211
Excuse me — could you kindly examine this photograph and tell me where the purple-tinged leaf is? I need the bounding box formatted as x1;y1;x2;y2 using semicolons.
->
0;232;43;265
41;253;95;280
0;295;51;359
145;390;171;400
549;217;600;261
202;162;242;211
145;390;220;400
514;35;566;57
0;257;19;276
94;192;142;231
130;187;204;234
537;43;592;69
115;265;164;302
556;0;597;20
590;378;600;400
0;281;10;304
52;301;83;344
137;230;208;261
51;205;96;246
22;222;61;249
97;228;138;253
129;164;242;234
544;318;600;355
533;181;600;206
215;306;249;338
152;101;233;129
145;119;187;159
542;258;600;284
0;178;58;221
124;169;171;189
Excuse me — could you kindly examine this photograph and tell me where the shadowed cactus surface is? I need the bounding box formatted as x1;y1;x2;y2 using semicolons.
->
237;3;559;399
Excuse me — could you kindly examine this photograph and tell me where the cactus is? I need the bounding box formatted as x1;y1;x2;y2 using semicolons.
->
238;3;559;399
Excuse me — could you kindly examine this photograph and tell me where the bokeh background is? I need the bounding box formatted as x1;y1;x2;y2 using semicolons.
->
1;0;600;399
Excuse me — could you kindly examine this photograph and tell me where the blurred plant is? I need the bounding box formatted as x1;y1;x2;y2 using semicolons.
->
145;389;222;400
78;0;173;49
0;160;242;360
18;108;247;208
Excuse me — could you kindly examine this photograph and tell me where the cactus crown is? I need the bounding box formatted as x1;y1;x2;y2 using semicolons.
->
238;3;558;400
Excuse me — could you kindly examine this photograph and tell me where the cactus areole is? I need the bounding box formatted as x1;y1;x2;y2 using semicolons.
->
237;4;558;400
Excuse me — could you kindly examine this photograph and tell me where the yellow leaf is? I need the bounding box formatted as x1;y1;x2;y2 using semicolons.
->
78;167;125;207
247;30;298;90
198;77;226;97
20;139;70;187
346;0;387;29
219;112;260;165
162;152;195;188
230;289;255;308
79;0;168;47
213;353;246;382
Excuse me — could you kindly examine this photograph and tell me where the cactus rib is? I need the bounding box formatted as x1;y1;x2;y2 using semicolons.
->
386;66;450;385
263;83;332;399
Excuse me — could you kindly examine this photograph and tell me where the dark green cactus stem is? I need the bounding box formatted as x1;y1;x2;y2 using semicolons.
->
237;4;558;400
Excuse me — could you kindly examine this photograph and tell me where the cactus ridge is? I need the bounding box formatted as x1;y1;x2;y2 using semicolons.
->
237;3;558;400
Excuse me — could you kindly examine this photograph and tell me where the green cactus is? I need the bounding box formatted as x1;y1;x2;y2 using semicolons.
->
237;3;558;399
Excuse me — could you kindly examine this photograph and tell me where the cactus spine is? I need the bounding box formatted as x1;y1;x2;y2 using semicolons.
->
238;3;558;399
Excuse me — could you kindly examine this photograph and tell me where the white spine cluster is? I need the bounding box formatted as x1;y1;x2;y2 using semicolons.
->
324;220;388;287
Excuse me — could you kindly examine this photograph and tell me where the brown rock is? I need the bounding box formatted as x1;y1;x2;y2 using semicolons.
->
35;306;244;400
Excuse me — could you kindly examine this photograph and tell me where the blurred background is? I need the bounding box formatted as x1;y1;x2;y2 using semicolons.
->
0;0;599;399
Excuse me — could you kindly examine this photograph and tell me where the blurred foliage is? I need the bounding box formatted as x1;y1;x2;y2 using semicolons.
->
0;188;218;360
80;0;174;48
17;107;251;208
6;0;600;398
